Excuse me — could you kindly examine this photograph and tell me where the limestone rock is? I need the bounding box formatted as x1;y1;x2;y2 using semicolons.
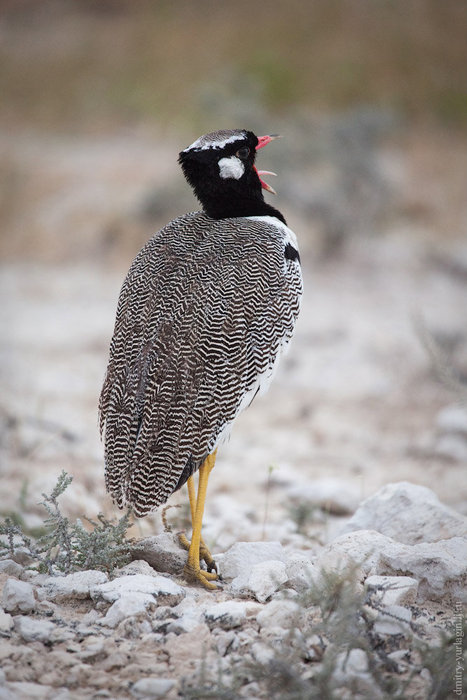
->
373;605;413;636
285;552;317;592
15;616;56;643
334;648;383;697
318;529;395;578
2;578;36;613
40;570;108;603
287;478;360;515
320;529;467;602
216;541;285;580
436;404;467;435
131;677;175;698
132;533;186;574
0;561;23;578
341;482;467;544
231;560;288;603
91;573;185;607
257;599;300;631
101;593;156;628
0;608;14;635
204;601;247;630
167;599;203;634
364;575;418;606
379;536;467;602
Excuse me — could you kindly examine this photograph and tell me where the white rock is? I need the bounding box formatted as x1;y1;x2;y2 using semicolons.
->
251;641;275;665
231;560;288;603
257;599;300;630
318;530;395;577
166;599;203;634
15;616;56;643
335;648;369;675
380;536;467;602
132;533;186;574
287;478;361;515
334;649;383;697
5;683;57;699
319;530;467;602
364;575;419;606
101;592;156;628
131;677;175;698
435;435;467;463
0;561;23;578
217;541;285;580
2;578;36;613
340;482;467;544
204;601;247;630
285;552;317;592
117;560;159;577
373;604;413;636
0;608;14;634
91;574;185;606
41;570;108;602
436;404;467;434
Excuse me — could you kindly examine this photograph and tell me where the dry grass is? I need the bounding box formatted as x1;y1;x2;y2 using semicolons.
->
0;0;465;133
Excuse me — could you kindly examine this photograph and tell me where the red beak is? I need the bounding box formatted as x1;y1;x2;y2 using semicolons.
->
255;134;280;151
254;134;280;194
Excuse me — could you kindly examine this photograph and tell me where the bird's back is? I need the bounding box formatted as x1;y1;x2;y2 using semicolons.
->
100;211;302;516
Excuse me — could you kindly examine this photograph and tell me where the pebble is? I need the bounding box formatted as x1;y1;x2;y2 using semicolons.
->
132;533;186;574
204;601;247;630
14;616;56;643
216;541;285;580
380;536;467;602
285;552;317;592
287;477;361;515
340;481;467;545
0;608;14;635
231;559;288;602
0;561;23;578
2;579;36;614
256;598;300;630
364;575;419;606
436;404;467;435
91;574;185;606
40;570;108;603
373;605;413;636
130;677;175;698
101;593;157;628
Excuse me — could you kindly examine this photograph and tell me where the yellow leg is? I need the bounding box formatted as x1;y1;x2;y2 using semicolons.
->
183;451;218;589
178;474;217;573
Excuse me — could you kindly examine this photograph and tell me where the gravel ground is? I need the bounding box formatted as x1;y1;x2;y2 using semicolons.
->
0;128;466;698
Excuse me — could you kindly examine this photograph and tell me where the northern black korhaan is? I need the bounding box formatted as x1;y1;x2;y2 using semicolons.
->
99;129;302;588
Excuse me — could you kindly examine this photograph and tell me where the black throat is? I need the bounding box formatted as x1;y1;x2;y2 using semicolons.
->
179;150;287;225
201;190;287;224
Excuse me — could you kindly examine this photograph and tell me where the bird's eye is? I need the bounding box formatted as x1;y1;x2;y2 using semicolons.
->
236;146;250;160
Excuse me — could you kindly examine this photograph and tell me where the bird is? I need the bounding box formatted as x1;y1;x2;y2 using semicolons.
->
99;129;302;589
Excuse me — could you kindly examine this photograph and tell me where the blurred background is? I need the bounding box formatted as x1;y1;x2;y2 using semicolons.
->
1;0;466;539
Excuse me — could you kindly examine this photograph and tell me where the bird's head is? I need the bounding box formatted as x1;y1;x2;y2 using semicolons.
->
178;129;286;223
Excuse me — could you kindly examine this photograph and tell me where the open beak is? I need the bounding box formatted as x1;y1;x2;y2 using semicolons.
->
254;134;281;195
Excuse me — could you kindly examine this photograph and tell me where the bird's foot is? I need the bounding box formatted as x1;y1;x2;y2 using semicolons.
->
183;562;219;590
178;532;218;574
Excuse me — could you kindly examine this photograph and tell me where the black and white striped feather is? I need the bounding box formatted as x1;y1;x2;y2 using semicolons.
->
99;211;302;517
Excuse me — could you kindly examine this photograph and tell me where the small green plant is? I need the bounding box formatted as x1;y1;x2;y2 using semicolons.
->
0;470;134;576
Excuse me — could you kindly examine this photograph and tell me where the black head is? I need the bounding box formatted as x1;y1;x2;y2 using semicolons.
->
178;129;286;224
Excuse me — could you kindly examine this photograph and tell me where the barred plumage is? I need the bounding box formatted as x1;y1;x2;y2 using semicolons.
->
99;211;302;517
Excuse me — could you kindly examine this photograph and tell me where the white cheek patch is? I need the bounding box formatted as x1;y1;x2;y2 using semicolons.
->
218;156;244;180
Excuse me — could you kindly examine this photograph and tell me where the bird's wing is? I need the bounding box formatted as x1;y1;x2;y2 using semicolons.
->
99;212;302;516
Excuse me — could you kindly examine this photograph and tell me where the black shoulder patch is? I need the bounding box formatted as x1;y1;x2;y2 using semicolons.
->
284;243;300;263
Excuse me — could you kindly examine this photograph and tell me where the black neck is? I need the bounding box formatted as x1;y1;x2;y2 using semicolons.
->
203;194;286;224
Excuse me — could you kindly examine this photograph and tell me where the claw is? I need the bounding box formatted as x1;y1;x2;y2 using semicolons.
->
183;562;219;590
